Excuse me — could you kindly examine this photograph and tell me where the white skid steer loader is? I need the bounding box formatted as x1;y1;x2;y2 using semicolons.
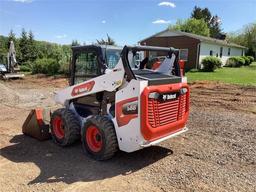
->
23;45;190;160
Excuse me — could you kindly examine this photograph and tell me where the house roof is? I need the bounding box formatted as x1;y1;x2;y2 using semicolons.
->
139;29;247;49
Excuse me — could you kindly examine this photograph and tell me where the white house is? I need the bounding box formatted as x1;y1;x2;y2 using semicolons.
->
139;29;247;70
199;39;245;67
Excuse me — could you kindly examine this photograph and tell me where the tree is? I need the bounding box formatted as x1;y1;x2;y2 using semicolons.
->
191;6;211;23
28;30;37;62
209;15;225;39
227;22;256;58
71;40;80;46
0;35;8;63
19;28;30;64
169;18;210;37
191;6;224;39
96;34;116;45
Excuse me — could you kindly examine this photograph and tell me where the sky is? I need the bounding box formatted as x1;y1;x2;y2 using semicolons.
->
0;0;255;45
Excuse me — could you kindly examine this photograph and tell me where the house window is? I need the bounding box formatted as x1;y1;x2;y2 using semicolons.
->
210;50;213;56
241;50;244;56
179;49;188;61
228;48;231;56
220;47;223;58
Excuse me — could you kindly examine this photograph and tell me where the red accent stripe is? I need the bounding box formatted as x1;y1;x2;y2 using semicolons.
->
116;97;138;127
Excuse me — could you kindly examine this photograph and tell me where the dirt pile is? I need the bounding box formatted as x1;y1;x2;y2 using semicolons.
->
0;83;19;104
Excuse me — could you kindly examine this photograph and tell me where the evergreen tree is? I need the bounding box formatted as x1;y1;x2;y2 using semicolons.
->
191;6;212;23
28;30;37;62
209;15;225;39
19;28;30;64
191;6;224;39
0;36;8;63
71;40;80;46
96;34;116;45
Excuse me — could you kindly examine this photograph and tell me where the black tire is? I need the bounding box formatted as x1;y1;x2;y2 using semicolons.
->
50;108;81;146
81;115;118;160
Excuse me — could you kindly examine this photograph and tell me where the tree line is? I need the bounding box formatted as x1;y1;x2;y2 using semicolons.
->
168;6;255;57
0;29;116;75
227;23;256;58
0;29;72;75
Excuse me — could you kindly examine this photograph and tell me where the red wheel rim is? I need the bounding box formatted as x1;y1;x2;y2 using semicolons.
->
86;125;103;152
53;116;64;139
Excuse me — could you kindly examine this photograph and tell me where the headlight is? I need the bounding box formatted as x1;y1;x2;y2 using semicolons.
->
149;92;160;99
180;88;188;95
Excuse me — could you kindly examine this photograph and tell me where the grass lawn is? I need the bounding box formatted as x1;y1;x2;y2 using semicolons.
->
187;62;256;86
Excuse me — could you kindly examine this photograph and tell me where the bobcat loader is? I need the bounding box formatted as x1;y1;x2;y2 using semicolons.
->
23;45;190;160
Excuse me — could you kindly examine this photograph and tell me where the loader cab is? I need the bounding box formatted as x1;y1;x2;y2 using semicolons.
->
69;45;122;117
70;45;122;86
70;45;103;86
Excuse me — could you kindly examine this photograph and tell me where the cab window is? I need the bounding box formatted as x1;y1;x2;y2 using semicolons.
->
74;51;98;84
106;49;121;69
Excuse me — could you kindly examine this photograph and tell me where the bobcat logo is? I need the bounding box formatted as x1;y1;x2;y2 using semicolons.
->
162;93;177;101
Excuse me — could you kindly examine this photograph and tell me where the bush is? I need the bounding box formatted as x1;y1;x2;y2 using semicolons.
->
20;61;32;72
47;61;60;75
32;58;60;75
20;65;31;72
226;56;245;67
241;56;250;66
59;60;70;75
246;56;254;64
201;56;222;72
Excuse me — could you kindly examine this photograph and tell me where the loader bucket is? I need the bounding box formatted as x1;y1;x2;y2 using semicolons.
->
22;109;51;141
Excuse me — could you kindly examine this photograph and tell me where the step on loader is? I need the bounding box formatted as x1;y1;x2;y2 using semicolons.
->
23;45;190;160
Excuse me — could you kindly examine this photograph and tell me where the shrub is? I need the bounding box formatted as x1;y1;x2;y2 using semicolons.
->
32;58;60;75
59;59;70;75
226;56;245;67
20;61;32;72
246;56;254;64
20;65;31;72
241;56;250;66
201;56;222;72
47;61;60;75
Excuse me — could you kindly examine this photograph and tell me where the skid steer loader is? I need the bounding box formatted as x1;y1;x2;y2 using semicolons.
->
23;44;189;160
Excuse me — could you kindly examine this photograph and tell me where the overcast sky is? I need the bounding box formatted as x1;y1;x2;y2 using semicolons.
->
0;0;255;45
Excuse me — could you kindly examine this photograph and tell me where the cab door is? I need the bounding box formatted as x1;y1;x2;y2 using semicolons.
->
69;46;104;117
70;48;102;86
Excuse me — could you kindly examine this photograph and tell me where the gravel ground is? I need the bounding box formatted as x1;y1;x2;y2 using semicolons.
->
0;76;255;192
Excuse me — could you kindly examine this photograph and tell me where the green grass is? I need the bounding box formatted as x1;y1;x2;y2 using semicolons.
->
187;62;256;86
